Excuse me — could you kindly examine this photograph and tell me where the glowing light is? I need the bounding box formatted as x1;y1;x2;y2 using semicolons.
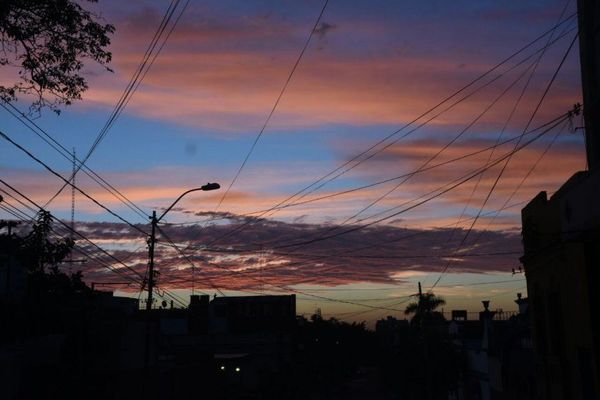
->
235;367;241;372
220;366;225;371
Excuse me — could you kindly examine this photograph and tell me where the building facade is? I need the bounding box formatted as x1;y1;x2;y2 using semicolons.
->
521;168;600;399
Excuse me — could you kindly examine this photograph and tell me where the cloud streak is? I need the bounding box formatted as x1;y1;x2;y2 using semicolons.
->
76;1;581;133
52;215;522;292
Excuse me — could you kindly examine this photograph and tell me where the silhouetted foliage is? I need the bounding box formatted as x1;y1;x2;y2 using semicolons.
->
18;211;72;271
0;0;114;114
404;291;446;327
14;211;89;297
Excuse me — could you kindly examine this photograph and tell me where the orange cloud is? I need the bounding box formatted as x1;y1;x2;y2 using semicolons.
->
74;9;580;134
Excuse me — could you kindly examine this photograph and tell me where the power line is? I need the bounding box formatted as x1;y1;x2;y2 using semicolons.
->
338;113;568;230
0;196;143;285
0;179;145;278
0;102;148;220
155;224;224;296
0;184;538;314
172;114;567;290
190;111;567;255
152;234;418;313
160;125;559;228
472;109;571;243
280;51;545;252
202;17;577;248
0;181;189;308
269;113;568;250
0;129;149;236
43;0;189;208
171;112;568;279
430;33;579;289
420;5;573;288
0;189;531;312
258;23;578;238
268;18;578;216
289;278;526;292
215;0;330;210
151;218;560;314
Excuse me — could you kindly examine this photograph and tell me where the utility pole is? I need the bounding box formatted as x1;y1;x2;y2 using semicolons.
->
418;281;423;307
577;0;600;169
144;183;220;311
143;212;158;389
146;211;157;311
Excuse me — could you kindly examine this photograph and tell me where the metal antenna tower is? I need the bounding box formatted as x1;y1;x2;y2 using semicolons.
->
71;148;76;233
70;148;76;268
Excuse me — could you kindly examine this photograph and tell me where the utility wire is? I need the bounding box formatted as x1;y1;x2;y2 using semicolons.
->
253;21;578;251
215;0;330;210
1;102;148;220
44;0;188;208
162;125;560;227
270;113;568;250
289;278;527;292
0;195;144;285
265;19;578;218
0;195;528;311
420;4;572;288
203;18;577;248
281;51;544;253
0;129;149;236
154;203;582;313
155;224;224;296
472;115;569;243
175;112;568;278
334;114;568;230
177;115;567;292
1;183;189;308
189;111;567;255
430;33;579;289
0;179;145;278
151;230;420;313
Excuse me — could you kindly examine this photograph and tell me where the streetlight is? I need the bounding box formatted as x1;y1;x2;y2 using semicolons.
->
146;182;220;310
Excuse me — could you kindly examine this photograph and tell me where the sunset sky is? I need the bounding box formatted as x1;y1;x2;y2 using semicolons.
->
0;0;587;324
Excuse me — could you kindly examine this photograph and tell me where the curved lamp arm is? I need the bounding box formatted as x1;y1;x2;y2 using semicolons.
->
156;182;220;222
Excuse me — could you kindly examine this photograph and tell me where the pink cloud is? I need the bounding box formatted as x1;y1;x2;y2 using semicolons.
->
73;6;580;133
48;217;522;293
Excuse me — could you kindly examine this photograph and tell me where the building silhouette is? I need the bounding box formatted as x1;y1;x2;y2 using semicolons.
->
520;1;600;398
521;171;600;399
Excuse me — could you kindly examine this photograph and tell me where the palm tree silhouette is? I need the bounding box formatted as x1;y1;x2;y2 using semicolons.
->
404;291;446;326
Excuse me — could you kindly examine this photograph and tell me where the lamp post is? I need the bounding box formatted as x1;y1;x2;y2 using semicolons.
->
145;182;219;310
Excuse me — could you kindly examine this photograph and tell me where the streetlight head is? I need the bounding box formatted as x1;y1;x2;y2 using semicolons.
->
201;182;220;191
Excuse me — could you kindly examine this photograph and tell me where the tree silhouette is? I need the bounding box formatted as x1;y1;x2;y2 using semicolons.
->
16;210;89;297
0;0;114;114
404;291;446;326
